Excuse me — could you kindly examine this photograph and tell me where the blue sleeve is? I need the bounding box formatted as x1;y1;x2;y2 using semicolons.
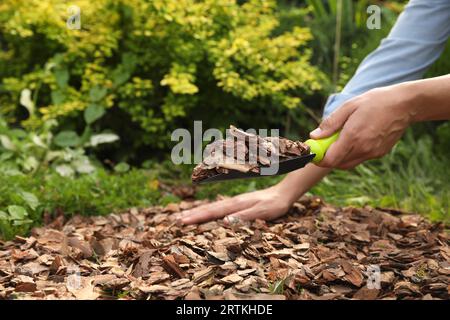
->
323;0;450;118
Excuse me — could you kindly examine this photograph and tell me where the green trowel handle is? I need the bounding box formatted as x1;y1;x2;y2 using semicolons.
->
305;131;340;163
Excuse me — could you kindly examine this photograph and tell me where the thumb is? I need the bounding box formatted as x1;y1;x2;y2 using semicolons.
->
310;101;357;139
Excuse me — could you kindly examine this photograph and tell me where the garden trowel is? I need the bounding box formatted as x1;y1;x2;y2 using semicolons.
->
197;131;340;183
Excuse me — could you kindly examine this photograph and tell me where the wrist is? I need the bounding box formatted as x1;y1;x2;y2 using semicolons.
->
396;81;423;124
272;178;305;205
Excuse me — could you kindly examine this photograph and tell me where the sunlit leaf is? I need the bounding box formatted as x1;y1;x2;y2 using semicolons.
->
55;164;75;177
20;88;35;116
12;219;33;226
0;211;8;220
7;205;28;220
31;134;48;149
114;162;130;173
89;133;119;147
73;158;96;174
19;191;40;210
23;156;39;172
0;135;16;151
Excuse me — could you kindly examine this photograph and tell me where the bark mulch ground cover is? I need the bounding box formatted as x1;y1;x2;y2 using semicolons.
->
0;195;448;300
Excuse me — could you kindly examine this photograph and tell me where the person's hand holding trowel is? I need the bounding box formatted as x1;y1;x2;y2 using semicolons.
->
312;76;450;170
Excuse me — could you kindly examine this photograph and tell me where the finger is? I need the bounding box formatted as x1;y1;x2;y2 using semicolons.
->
178;196;241;219
224;207;262;224
178;201;220;219
180;199;237;224
316;129;354;168
310;100;358;139
180;197;257;225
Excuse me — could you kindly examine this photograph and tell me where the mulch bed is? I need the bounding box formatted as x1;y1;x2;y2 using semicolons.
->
0;196;448;300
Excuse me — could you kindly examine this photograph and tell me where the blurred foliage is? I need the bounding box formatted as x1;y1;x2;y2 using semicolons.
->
0;104;118;177
277;0;401;96
0;0;324;161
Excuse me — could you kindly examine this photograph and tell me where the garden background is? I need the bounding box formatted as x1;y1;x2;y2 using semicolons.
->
0;0;448;239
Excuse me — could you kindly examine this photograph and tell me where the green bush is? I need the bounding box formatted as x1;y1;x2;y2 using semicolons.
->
0;0;324;158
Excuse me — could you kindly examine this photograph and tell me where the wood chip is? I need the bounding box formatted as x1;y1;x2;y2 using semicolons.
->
1;195;448;300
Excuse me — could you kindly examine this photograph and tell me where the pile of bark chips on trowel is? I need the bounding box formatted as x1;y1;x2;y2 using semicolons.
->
192;125;310;182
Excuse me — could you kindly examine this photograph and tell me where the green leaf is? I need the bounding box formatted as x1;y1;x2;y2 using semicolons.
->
54;68;69;88
55;164;75;177
23;156;39;172
54;131;81;147
31;134;48;149
72;158;96;174
84;104;105;124
51;90;66;105
7;205;28;220
12;219;33;226
0;135;16;151
20;88;35;116
9;129;27;139
79;126;92;145
0;152;14;162
19;191;40;210
122;52;137;70
0;210;8;220
89;133;119;147
112;54;136;87
112;67;131;87
114;162;130;173
89;86;107;102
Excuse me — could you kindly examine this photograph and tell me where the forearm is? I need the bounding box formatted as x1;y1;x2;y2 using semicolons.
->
274;164;331;204
405;75;450;122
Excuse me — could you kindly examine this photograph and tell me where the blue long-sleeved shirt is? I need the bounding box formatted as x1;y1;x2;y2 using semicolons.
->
323;0;450;117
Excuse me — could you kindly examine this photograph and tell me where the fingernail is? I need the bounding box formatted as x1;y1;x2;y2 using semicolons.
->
310;128;322;137
225;216;241;225
172;213;182;220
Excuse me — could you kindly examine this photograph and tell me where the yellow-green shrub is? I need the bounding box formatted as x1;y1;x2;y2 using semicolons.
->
0;0;324;152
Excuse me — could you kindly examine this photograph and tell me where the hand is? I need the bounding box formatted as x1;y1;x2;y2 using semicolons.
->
310;84;415;169
177;185;294;225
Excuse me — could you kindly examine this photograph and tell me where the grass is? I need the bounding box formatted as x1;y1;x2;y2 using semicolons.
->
0;169;175;239
1;130;448;239
0;169;164;215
